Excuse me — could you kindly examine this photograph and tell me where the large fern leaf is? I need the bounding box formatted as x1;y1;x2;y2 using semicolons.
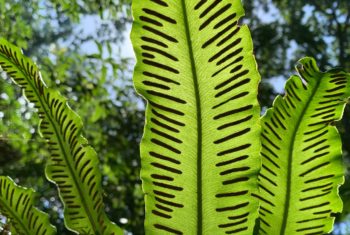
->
257;57;349;234
0;38;122;235
0;176;56;235
132;1;261;234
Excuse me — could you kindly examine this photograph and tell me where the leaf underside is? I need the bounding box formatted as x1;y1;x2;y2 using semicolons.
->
132;0;261;234
0;176;56;235
258;57;349;235
0;38;122;235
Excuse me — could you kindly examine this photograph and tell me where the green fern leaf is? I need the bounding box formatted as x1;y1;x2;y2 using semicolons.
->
0;176;56;235
132;1;261;234
257;57;349;234
0;38;122;235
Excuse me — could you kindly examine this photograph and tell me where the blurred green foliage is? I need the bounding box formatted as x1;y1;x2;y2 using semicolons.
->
0;0;349;234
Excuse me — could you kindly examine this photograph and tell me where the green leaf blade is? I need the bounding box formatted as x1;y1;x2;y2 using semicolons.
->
0;176;56;235
258;57;349;234
132;1;261;234
0;39;122;235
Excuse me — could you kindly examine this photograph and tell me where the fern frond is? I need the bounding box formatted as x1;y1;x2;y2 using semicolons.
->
0;38;122;235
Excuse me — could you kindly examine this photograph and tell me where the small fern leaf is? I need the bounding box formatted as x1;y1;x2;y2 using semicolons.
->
0;176;56;235
0;38;122;235
257;57;349;234
132;1;261;234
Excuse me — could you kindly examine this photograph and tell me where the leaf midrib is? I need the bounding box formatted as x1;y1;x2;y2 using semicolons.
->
180;1;203;234
0;53;99;233
280;75;322;235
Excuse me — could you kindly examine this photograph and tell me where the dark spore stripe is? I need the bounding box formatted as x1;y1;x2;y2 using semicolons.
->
151;118;179;133
261;152;280;169
259;183;275;196
152;109;185;126
151;162;182;174
262;144;279;159
228;212;249;220
301;152;329;165
304;125;327;135
222;176;249;185
149;151;180;164
296;225;325;232
214;128;250;144
142;8;176;24
300;191;331;201
202;21;238;48
261;133;280;150
216;48;243;66
218;218;247;228
151;174;174;181
265;122;282;140
143;26;178;43
212;55;243;78
217;115;252;130
226;227;248;234
323;92;344;98
318;98;339;104
322;113;335;119
313;209;331;215
297;216;327;223
215;78;250;98
220;166;250;176
216;155;248;167
143;59;179;74
259;173;277;186
150;101;184;116
214;13;236;29
140;16;163;26
199;0;222;18
153;190;175;198
147;90;186;104
216;190;248;198
150;0;168;7
302;182;333;192
151;138;181;154
330;77;346;83
217;143;251;156
213;91;249;109
199;4;231;30
155;196;184;208
299;202;331;211
262;164;277;176
141;45;178;61
153;181;183;191
304;130;328;142
314;145;330;153
214;105;253;120
151;128;182;143
310;108;336;118
260;206;273;215
299;162;330;177
305;174;334;184
143;81;170;90
215;70;249;90
152;210;171;219
154;224;182;234
325;85;346;92
209;38;241;62
141;37;168;48
216;202;249;212
252;193;276;207
302;139;327;152
155;203;173;212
